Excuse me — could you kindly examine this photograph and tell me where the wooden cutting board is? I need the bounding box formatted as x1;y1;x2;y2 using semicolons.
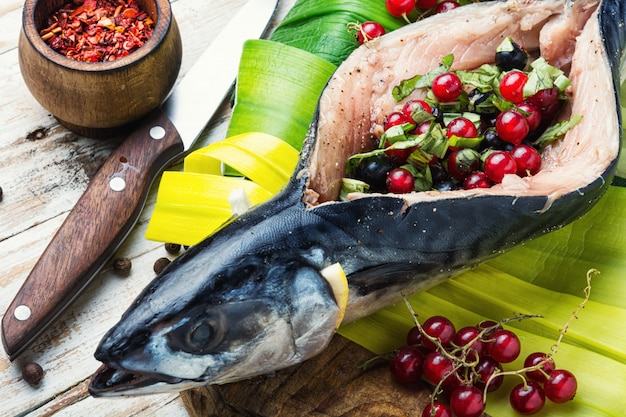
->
180;335;490;417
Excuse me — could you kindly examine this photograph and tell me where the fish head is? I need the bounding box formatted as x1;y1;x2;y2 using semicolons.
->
89;251;343;396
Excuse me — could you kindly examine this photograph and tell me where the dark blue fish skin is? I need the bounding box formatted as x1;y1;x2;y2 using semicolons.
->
90;0;625;396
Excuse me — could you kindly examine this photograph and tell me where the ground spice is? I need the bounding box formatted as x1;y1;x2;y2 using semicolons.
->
40;0;154;62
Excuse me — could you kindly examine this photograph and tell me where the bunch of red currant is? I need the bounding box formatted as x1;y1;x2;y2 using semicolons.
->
388;315;577;416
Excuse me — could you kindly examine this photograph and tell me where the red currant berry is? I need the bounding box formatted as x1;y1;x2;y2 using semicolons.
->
407;325;423;346
527;87;561;119
384;111;411;131
384;140;416;164
449;386;485;417
441;371;465;396
388;345;424;384
402;99;432;122
495;110;529;145
421;401;452;417
477;320;501;336
499;70;528;103
355;21;386;45
414;121;432;135
544;369;577;403
406;326;431;356
452;326;486;361
421;315;456;350
511;144;541;177
423;351;455;385
524;352;555;383
474;356;504;392
416;0;438;8
484;151;517;183
435;0;460;13
510;381;546;415
486;329;521;363
463;171;492;190
386;167;415;193
432;72;463;102
446;117;478;139
386;0;416;17
516;101;542;131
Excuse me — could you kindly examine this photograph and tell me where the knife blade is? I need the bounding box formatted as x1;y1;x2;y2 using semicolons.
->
2;0;279;361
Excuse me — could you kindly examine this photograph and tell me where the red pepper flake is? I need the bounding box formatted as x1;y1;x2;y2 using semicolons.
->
40;0;154;62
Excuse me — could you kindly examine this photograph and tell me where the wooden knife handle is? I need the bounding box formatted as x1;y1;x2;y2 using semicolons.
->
2;108;185;360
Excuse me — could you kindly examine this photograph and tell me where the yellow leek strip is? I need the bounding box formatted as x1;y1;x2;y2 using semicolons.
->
184;132;299;194
320;263;349;330
146;132;297;245
145;172;273;246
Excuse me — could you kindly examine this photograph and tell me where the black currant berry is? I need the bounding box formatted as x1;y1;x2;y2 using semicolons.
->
480;129;511;151
356;154;396;192
430;160;448;184
495;38;529;71
434;179;459;192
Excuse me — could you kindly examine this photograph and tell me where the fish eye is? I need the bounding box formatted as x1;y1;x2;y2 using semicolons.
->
188;319;216;348
167;309;225;354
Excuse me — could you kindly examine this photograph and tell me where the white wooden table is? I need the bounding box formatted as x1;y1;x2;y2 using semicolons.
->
0;0;293;415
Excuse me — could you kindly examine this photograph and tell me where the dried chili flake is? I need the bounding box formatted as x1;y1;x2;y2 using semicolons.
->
40;0;154;62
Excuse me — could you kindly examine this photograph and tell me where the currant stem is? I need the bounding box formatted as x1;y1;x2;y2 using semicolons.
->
550;268;598;356
498;313;544;326
356;352;389;370
482;269;598;403
482;363;541;403
403;270;596;410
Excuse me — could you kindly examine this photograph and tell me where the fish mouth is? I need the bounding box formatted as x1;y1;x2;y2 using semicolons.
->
88;364;183;397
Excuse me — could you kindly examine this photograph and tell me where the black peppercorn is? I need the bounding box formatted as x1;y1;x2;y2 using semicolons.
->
22;362;44;385
113;257;132;275
164;242;181;254
153;257;171;274
0;186;3;202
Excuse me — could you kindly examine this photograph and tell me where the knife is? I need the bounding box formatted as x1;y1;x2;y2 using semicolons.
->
2;0;279;361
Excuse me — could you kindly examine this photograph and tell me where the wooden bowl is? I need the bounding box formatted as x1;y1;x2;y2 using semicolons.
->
19;0;182;138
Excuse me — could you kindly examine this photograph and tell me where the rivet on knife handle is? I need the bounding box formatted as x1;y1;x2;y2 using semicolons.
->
1;108;185;360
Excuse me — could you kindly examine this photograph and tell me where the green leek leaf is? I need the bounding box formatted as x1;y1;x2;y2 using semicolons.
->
489;186;626;309
272;0;405;65
339;186;626;415
227;40;336;150
534;115;583;148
